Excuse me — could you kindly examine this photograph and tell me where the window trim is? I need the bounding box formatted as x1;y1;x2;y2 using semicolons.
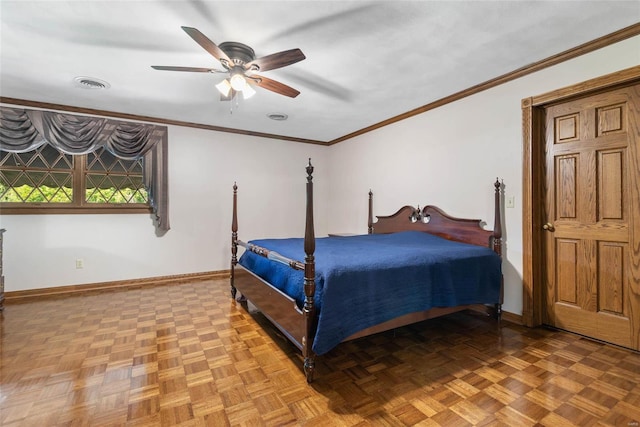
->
0;205;153;215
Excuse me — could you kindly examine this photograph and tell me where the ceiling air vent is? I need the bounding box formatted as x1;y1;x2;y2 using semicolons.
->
267;113;288;121
73;76;111;90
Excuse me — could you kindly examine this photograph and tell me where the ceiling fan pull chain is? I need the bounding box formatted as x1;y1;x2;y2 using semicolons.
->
232;95;241;115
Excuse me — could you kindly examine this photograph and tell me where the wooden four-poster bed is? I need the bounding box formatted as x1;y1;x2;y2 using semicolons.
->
230;160;503;382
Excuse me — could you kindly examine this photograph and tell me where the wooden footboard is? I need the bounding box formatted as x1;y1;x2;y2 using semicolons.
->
233;267;307;349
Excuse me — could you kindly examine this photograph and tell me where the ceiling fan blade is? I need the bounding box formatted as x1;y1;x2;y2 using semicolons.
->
181;26;233;67
245;49;305;72
249;75;300;98
151;65;224;73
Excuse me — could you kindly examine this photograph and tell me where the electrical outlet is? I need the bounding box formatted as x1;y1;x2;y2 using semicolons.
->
506;196;515;209
75;259;84;269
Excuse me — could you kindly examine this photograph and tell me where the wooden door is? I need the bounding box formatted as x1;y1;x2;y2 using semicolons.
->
543;83;640;350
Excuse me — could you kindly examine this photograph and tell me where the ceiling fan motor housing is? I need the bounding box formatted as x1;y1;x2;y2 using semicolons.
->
218;42;256;68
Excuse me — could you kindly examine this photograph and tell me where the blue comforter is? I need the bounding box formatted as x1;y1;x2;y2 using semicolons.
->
238;231;501;355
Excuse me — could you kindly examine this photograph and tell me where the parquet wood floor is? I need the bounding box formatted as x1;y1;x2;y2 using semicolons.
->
1;279;639;426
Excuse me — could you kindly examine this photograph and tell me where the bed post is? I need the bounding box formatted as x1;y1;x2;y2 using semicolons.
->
231;182;238;299
368;190;374;234
492;178;502;257
493;178;503;319
303;159;316;383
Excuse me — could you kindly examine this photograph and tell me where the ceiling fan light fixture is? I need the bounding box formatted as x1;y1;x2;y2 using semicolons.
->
243;84;256;100
229;72;247;91
215;79;232;97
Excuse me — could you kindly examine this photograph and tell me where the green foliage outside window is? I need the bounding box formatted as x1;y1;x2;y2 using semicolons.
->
0;183;73;203
0;184;147;204
85;186;148;204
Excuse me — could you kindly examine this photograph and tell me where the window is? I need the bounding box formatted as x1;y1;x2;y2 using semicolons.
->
0;144;149;211
0;106;169;232
1;143;74;204
85;147;148;204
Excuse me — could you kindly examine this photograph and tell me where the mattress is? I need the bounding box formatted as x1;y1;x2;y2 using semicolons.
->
238;231;502;355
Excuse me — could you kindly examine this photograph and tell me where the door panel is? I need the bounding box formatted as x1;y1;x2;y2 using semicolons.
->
598;241;626;315
556;156;577;219
543;83;640;350
599;150;624;220
556;239;578;304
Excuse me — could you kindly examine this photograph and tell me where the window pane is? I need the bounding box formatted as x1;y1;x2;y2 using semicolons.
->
0;152;21;167
21;183;73;203
0;147;73;203
0;186;24;202
127;160;143;174
46;145;69;168
87;148;128;172
84;149;147;204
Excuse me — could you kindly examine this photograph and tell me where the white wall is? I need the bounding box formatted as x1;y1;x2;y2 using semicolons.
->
0;126;328;291
326;35;640;316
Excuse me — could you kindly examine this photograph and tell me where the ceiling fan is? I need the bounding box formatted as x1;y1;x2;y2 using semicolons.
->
152;26;306;100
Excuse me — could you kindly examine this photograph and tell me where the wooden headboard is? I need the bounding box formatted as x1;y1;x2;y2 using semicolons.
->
368;179;502;255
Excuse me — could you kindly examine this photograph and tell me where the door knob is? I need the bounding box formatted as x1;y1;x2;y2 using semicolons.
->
543;222;555;232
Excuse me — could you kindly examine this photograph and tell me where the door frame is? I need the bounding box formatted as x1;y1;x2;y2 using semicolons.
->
521;65;640;327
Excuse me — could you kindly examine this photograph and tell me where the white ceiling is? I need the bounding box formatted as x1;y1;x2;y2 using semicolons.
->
1;1;639;143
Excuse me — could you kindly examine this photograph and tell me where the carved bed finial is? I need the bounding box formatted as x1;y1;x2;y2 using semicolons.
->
306;158;314;182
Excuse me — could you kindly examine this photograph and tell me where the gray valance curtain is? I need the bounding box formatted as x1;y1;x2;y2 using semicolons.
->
0;106;170;233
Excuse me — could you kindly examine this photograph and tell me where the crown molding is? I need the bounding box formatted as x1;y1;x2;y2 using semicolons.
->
0;97;328;146
327;22;640;145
